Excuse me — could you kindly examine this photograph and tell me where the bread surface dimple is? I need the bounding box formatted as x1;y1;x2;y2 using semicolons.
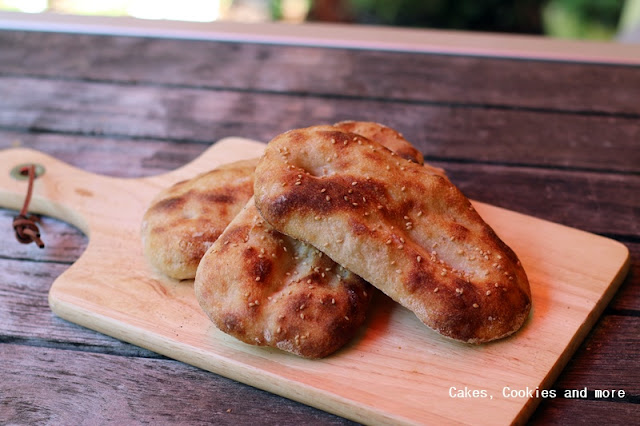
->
194;198;372;359
254;125;531;344
141;158;258;279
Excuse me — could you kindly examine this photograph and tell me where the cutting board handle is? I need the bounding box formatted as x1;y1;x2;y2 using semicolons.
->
0;138;266;236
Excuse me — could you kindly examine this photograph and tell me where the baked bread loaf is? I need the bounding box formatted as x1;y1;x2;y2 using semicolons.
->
141;122;427;280
141;159;257;279
254;126;531;343
194;198;372;358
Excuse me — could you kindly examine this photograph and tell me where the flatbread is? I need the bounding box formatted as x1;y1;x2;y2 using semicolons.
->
253;126;531;344
141;122;428;280
141;159;257;279
194;198;372;358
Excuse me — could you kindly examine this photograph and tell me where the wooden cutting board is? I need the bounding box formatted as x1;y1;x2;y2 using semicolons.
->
0;139;630;425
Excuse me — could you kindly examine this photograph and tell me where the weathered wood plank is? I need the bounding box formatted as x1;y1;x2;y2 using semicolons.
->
1;30;639;116
0;343;354;425
1;77;639;173
530;398;640;425
0;208;86;263
550;315;640;391
0;257;159;356
0;130;208;178
531;315;640;424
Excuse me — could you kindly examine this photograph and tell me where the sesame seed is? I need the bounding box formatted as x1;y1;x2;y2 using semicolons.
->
344;140;348;145
331;138;336;144
377;205;383;210
348;189;353;194
473;303;479;308
331;298;335;304
276;327;282;333
391;260;396;265
434;288;439;293
456;288;463;294
255;276;261;281
344;196;349;201
417;211;423;217
396;269;401;274
344;316;350;321
398;245;404;250
254;300;259;305
386;165;390;170
400;237;406;243
248;302;255;307
336;239;343;243
295;181;301;185
440;271;446;276
352;202;359;207
495;283;500;287
417;256;422;262
497;255;503;259
386;239;392;245
315;216;321;220
486;290;492;296
488;316;494;321
352;181;358;186
401;186;406;191
400;167;406;171
404;216;410;220
300;313;305;319
283;247;288;252
307;279;312;284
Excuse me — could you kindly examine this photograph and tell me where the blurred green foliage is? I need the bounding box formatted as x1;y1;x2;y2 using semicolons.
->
337;0;627;39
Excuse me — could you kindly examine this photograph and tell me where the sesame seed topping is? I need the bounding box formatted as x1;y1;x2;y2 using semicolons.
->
331;298;335;304
352;202;359;207
434;288;439;293
473;303;479;308
348;189;353;194
395;269;401;274
386;239;392;245
336;239;343;243
417;256;422;262
352;181;358;186
401;186;406;191
440;271;447;276
325;195;331;201
295;181;302;185
255;276;261;281
314;215;321;220
488;316;494;321
497;255;503;259
417;211;423;217
377;205;383;210
276;327;282;333
456;288;463;294
300;313;305;319
486;290;492;296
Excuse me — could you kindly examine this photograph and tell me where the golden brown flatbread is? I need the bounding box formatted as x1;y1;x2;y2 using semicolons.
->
194;198;372;358
141;122;428;280
254;126;531;344
141;159;257;279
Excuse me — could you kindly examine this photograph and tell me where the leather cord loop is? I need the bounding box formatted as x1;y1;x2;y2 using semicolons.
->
12;165;45;248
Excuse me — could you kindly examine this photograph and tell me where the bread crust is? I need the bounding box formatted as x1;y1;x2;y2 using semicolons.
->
141;159;257;279
194;198;372;358
254;126;531;343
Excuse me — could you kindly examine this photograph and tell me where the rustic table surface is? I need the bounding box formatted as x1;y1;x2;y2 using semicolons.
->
0;20;638;425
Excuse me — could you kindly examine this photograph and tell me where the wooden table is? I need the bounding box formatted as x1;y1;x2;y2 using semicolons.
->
1;13;638;425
